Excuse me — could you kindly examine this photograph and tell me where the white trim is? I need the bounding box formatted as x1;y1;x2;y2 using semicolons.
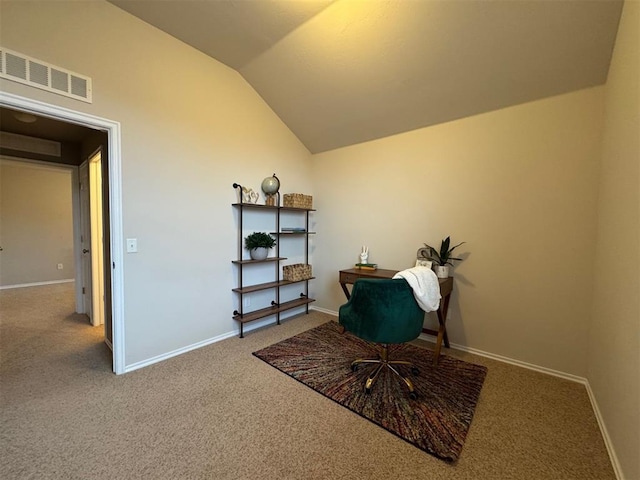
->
0;91;125;375
312;306;588;384
311;307;620;477
310;305;336;316
434;339;588;384
125;330;239;373
0;279;74;290
120;304;624;479
584;382;624;480
124;313;307;373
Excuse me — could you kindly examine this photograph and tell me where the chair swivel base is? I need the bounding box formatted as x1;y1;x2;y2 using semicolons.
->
351;345;419;400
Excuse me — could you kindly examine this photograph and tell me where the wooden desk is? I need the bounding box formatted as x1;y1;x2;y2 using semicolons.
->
339;268;454;365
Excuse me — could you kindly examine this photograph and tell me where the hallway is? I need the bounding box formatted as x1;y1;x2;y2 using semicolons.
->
0;282;111;392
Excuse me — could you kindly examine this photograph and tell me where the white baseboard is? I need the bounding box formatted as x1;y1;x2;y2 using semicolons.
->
123;305;621;479
310;305;337;316
0;279;75;290
311;307;621;478
440;339;588;384
584;382;624;480
313;306;588;383
124;330;236;373
123;316;279;373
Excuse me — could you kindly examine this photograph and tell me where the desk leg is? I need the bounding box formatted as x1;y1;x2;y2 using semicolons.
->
440;294;451;349
340;282;351;300
338;282;349;333
432;293;451;365
433;310;446;365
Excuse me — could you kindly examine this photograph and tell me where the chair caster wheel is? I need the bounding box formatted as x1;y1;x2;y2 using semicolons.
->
351;364;359;372
364;387;372;395
411;367;419;376
409;391;418;400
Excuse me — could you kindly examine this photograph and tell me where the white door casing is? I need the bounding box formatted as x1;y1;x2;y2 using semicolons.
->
0;91;125;374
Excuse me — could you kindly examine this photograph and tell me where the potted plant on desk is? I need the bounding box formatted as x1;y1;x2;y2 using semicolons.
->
421;236;465;278
245;232;276;260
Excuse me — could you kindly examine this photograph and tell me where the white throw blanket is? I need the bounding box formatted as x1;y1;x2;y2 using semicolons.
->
393;266;441;312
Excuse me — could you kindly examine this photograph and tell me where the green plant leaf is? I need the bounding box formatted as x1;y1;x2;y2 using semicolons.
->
244;232;276;250
424;237;466;266
423;243;442;264
449;241;466;253
440;237;451;260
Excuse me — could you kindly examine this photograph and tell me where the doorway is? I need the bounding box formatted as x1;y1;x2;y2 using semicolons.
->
0;91;125;374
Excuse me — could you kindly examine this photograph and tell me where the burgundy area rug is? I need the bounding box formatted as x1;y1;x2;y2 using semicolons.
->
253;321;487;462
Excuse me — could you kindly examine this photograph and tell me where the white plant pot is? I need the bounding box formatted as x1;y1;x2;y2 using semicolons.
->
250;247;268;260
435;265;449;279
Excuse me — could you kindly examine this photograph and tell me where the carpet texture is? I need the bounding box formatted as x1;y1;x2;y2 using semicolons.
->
253;321;487;462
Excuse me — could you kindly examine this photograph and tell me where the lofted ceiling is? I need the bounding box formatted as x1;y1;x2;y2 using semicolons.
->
1;1;625;155
109;0;624;153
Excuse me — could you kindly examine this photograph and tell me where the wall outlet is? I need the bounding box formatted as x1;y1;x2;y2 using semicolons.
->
57;263;63;270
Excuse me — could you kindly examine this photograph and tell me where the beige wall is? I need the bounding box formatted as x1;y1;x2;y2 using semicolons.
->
0;0;636;475
0;1;313;365
589;1;640;478
312;86;604;377
0;160;74;286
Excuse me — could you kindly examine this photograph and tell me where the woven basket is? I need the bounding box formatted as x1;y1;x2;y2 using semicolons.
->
283;263;312;281
283;193;313;209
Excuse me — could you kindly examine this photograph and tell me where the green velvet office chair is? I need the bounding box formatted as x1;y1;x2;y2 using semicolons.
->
338;278;425;399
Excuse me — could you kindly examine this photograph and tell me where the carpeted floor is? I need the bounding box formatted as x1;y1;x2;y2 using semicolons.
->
253;321;487;461
0;283;616;479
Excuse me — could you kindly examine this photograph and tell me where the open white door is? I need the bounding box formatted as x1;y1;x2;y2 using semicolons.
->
78;152;105;327
79;160;92;322
89;151;105;326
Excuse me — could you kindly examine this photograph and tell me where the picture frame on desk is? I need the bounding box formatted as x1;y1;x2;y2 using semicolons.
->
415;259;433;268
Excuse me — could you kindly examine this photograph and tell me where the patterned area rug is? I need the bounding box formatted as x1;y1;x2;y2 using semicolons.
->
253;321;487;462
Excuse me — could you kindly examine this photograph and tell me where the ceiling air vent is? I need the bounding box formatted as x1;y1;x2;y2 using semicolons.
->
0;47;92;103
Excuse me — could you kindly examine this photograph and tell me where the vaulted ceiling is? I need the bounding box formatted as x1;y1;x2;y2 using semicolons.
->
0;1;626;155
113;1;622;152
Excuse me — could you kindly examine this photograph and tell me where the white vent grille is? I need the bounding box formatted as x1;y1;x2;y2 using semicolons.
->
0;47;92;103
0;132;61;157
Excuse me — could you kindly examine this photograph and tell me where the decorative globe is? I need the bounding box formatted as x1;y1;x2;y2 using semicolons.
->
261;174;280;195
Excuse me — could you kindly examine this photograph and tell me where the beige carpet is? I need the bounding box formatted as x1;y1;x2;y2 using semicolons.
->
1;283;615;479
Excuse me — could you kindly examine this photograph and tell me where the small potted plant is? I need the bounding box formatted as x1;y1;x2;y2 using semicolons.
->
244;232;276;260
421;236;466;278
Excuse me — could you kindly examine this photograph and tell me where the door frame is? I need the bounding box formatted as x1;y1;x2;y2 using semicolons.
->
0;91;126;374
